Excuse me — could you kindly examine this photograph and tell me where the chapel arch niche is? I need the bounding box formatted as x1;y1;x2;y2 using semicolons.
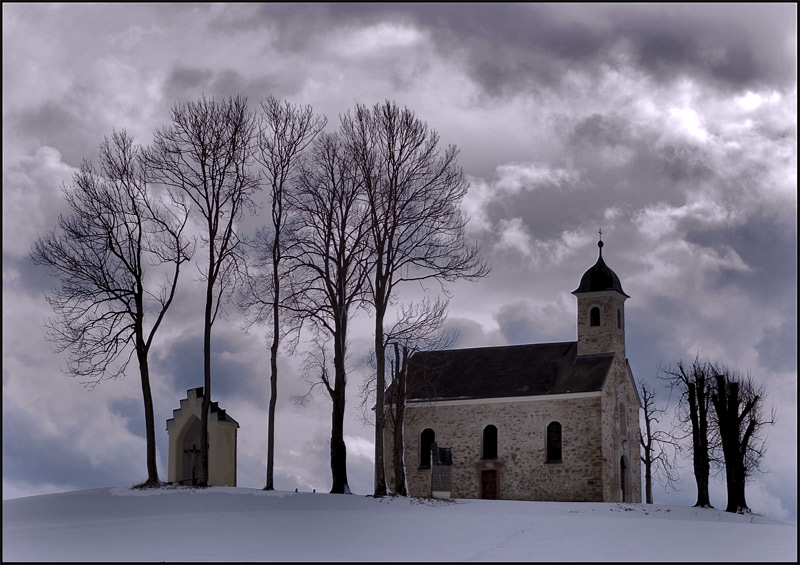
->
179;416;202;486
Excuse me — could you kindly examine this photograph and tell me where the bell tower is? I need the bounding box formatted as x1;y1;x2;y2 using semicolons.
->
571;233;629;357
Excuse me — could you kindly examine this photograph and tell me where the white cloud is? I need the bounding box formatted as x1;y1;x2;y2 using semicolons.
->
337;22;425;56
667;107;710;143
495;217;533;257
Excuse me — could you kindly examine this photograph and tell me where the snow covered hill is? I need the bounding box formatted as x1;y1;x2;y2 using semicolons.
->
3;486;796;562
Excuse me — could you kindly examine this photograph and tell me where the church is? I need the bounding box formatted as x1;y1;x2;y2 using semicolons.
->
389;238;641;503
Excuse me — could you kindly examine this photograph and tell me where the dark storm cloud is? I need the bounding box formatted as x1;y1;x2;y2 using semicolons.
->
163;66;215;98
162;66;255;102
2;406;134;489
686;211;798;305
151;332;266;406
109;397;147;439
571;113;633;149
3;253;62;299
495;301;565;346
161;64;306;110
624;310;689;387
616;3;797;88
238;3;796;95
5;101;97;167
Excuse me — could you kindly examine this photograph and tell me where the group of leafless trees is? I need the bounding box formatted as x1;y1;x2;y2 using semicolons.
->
639;356;775;514
31;94;488;495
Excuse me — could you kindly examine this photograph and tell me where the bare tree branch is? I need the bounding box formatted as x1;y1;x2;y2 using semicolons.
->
144;95;258;486
31;130;193;487
341;100;489;496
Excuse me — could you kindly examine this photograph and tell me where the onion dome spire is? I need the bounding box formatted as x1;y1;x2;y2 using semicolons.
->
572;230;629;297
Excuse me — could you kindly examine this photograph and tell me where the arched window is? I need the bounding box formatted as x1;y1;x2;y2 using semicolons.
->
420;428;435;468
617;308;622;329
590;307;600;327
546;421;562;462
482;425;498;460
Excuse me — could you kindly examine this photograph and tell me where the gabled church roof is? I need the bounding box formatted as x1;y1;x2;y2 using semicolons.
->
406;341;613;403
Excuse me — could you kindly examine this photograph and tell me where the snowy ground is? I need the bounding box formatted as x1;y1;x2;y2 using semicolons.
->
3;486;796;562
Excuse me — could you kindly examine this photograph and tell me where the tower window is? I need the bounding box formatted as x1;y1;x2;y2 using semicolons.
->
546;421;562;462
482;425;498;460
590;307;601;327
617;308;622;329
420;428;435;468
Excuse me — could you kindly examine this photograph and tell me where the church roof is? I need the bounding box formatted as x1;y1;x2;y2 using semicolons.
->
405;341;613;403
572;240;629;297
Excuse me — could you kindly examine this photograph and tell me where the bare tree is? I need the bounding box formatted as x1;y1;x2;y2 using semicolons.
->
31;130;193;487
285;131;370;494
710;367;776;514
340;100;489;497
377;297;455;496
659;356;715;508
239;96;326;490
638;380;679;504
145;95;258;486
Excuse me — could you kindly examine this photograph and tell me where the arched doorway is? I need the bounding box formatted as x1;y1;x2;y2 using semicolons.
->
620;455;628;502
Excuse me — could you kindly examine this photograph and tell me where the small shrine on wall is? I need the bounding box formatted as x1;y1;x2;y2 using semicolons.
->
166;387;239;487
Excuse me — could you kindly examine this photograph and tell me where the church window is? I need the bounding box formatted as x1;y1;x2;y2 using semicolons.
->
617;308;622;329
420;428;435;469
590;307;600;326
482;425;498;460
546;421;562;462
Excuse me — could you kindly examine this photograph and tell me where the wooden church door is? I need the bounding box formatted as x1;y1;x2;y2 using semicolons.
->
481;470;498;499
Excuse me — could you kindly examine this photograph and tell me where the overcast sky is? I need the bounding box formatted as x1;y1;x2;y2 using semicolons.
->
2;4;796;522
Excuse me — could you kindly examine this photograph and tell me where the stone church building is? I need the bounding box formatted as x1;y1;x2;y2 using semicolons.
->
389;239;641;503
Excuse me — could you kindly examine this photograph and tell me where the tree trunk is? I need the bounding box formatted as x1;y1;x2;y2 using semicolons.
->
137;343;160;486
392;344;408;497
688;381;712;507
329;323;349;494
265;247;280;491
714;377;751;514
642;442;653;504
200;274;214;487
373;296;387;497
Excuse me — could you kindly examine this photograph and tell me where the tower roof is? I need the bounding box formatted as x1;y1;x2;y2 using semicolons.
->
572;238;629;297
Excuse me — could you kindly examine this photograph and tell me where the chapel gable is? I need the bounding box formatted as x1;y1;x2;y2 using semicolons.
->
166;387;239;487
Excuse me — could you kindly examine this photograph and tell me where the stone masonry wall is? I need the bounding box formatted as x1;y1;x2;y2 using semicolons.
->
600;357;642;503
576;293;626;357
402;394;605;501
